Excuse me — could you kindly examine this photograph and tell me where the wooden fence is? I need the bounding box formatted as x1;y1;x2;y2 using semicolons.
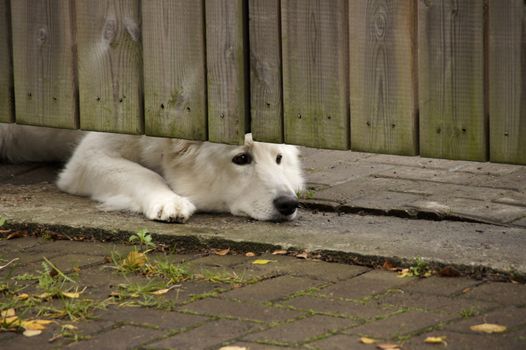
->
0;0;524;164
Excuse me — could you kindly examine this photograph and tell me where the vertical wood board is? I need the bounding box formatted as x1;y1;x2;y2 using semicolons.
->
281;0;349;150
205;0;247;144
249;0;283;143
0;0;14;123
349;0;417;155
418;0;486;161
142;0;207;140
76;0;143;134
11;0;77;128
489;0;526;165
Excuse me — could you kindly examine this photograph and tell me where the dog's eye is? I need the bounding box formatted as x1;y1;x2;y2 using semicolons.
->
276;154;282;165
232;153;252;165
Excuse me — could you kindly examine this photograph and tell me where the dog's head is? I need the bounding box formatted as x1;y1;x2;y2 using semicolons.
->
164;134;305;221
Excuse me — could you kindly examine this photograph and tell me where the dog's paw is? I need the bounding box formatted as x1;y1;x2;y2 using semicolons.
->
144;194;196;223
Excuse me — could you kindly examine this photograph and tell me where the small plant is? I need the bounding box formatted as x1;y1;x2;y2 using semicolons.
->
12;273;39;282
297;189;316;200
199;269;249;285
149;260;192;284
0;216;6;227
460;307;478;318
129;228;156;251
37;257;78;298
409;257;431;277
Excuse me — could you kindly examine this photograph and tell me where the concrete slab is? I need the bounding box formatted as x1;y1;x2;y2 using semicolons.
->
1;182;526;278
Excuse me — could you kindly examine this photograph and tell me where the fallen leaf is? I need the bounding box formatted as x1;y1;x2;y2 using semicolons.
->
21;319;54;330
252;259;275;265
218;346;247;350
123;251;147;267
376;343;400;350
383;260;397;271
72;267;81;273
272;250;288;255
360;336;376;344
62;324;77;330
23;329;42;337
36;292;52;299
398;268;412;278
150;288;170;295
437;266;461;277
424;336;447;344
7;232;26;240
214;248;230;256
61;292;80;299
17;293;29;300
470;323;507;334
245;252;256;257
109;291;120;297
1;308;16;318
462;287;472;294
296;252;308;259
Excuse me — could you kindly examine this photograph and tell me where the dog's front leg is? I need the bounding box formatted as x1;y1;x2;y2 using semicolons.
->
58;154;196;223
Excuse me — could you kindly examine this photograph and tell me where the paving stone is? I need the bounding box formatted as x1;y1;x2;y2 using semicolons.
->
77;267;150;299
445;306;526;333
0;237;56;263
312;177;398;204
22;240;132;257
399;276;481;296
0;164;41;182
473;169;526;191
344;310;452;339
418;197;526;223
220;275;324;302
364;154;475;170
146;319;257;349
282;295;394;320
102;306;208;330
376;289;497;316
222;341;301;349
461;281;526;306
512;216;526;227
186;254;253;268
319;270;414;300
375;167;494;186
166;280;229;304
183;297;301;322
348;191;427;211
403;329;526;350
244;315;355;344
68;325;164;350
307;334;379;350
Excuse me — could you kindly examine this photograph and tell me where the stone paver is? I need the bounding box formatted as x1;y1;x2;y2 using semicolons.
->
68;325;163;350
460;281;526;306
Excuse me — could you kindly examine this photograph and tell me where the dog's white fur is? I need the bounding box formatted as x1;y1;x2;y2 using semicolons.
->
1;124;304;222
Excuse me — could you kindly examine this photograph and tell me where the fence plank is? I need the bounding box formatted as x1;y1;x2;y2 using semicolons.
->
489;0;526;165
418;0;486;161
249;0;283;143
349;0;417;155
76;0;142;134
281;0;349;150
0;0;13;123
10;0;77;128
205;0;247;144
142;0;206;140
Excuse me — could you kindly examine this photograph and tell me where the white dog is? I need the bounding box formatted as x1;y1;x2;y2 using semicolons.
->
1;124;304;222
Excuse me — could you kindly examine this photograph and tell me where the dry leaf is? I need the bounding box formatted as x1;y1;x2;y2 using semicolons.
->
470;323;507;334
218;346;247;350
23;329;42;337
17;293;29;300
424;336;447;344
61;292;80;299
150;288;170;295
383;260;397;271
437;266;461;277
123;251;147;267
360;336;376;344
62;324;77;330
109;291;120;297
36;292;52;299
1;308;16;318
296;252;308;259
245;252;256;257
214;248;230;256
272;250;288;255
398;268;412;278
252;259;275;265
376;343;400;350
21;319;54;331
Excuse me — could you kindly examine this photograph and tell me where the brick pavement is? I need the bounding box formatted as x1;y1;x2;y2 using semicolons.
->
1;237;525;350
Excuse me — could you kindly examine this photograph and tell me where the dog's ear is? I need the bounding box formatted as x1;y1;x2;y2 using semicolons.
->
244;133;254;145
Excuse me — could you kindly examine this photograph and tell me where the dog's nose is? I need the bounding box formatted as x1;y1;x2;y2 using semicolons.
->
273;195;298;216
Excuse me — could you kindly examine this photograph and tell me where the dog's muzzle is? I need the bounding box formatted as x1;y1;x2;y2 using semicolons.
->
273;195;299;216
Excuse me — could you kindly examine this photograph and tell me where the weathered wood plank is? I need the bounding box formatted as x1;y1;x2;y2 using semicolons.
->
281;0;349;150
0;0;14;123
489;0;526;165
349;0;417;155
205;0;247;144
249;0;283;143
76;0;142;134
418;0;486;161
142;0;206;140
11;0;77;128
